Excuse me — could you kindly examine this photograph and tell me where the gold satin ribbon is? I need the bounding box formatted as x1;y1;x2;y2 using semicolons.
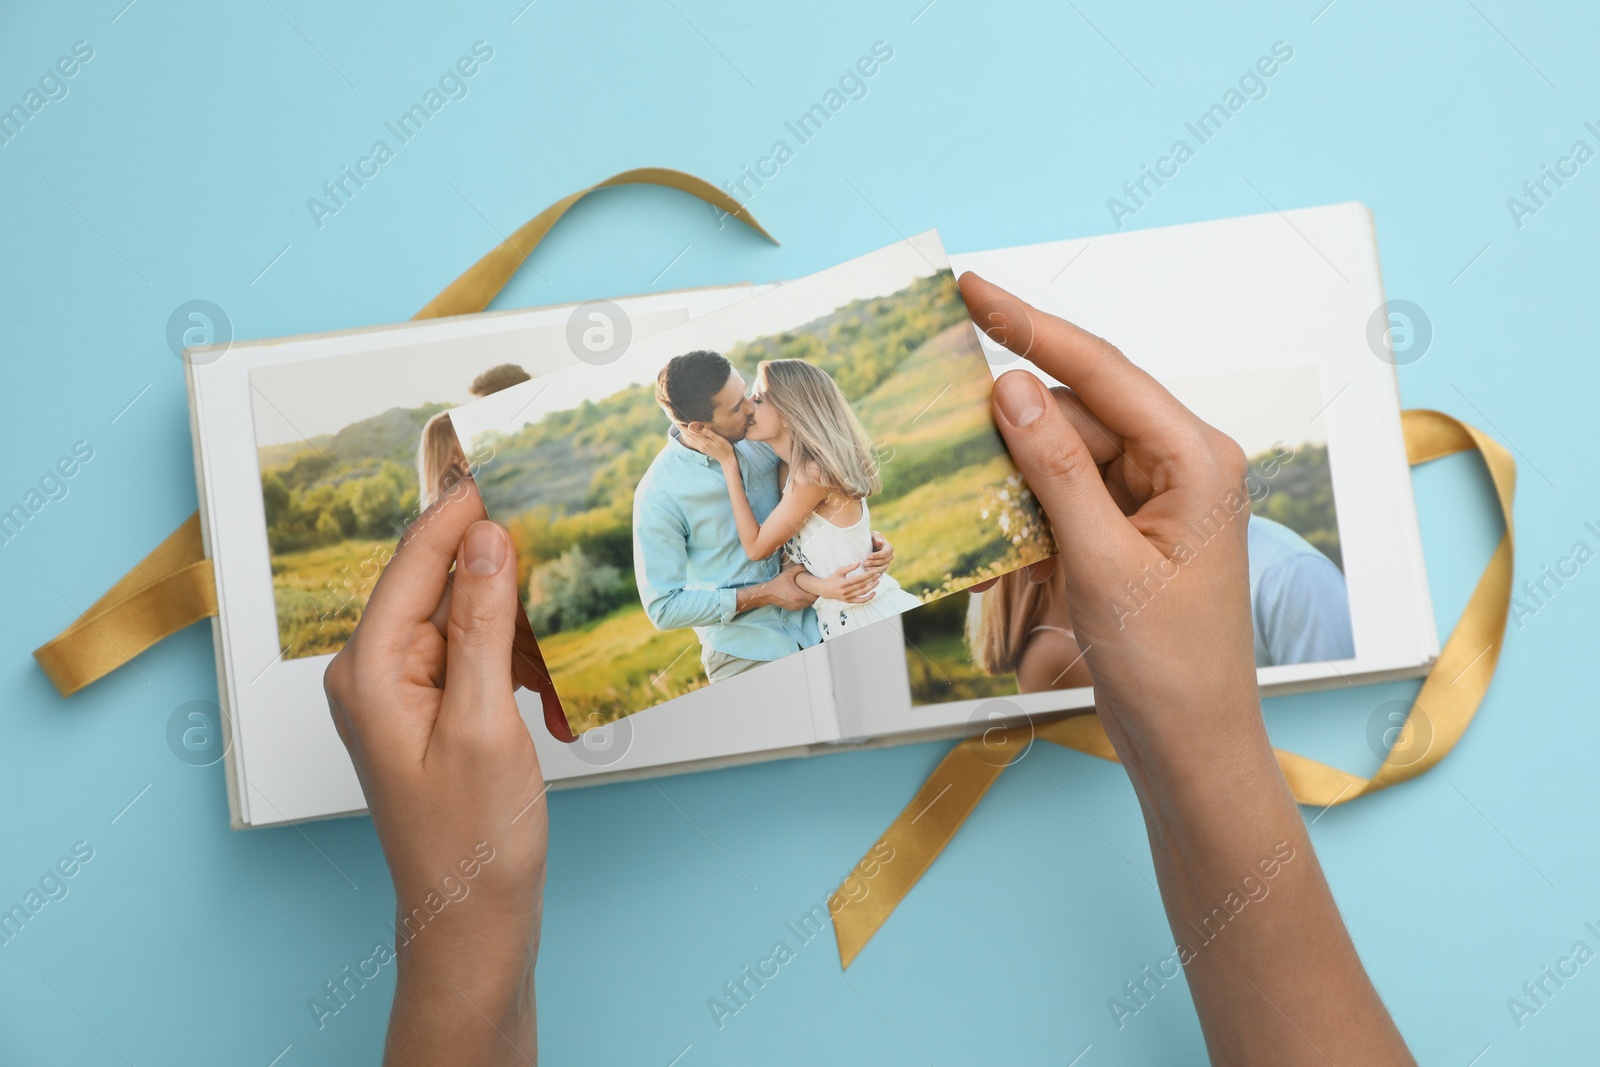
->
829;408;1516;969
414;166;775;319
33;513;218;696
33;168;774;696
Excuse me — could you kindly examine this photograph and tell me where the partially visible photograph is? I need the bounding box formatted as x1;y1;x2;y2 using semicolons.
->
450;235;1056;734
251;357;535;659
904;364;1353;705
248;298;713;661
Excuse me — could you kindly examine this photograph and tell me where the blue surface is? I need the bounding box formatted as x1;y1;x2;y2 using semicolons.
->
2;1;1595;1062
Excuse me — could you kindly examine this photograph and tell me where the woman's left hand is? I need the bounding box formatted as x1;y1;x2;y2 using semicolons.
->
323;481;550;1063
680;424;736;463
864;532;895;574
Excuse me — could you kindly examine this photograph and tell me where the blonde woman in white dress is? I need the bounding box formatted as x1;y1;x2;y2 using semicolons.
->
681;358;922;641
965;563;1093;693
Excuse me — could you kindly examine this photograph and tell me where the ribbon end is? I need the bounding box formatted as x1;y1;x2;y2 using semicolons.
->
831;895;871;970
33;645;86;698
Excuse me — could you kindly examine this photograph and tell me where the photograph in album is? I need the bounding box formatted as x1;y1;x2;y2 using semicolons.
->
447;233;1056;735
248;303;711;662
900;363;1354;706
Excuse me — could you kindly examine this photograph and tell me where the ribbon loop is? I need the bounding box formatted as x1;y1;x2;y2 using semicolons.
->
414;167;774;320
34;168;774;696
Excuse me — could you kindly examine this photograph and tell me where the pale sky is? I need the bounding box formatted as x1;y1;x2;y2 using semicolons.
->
988;350;1330;458
247;309;692;447
449;232;950;446
1167;364;1329;455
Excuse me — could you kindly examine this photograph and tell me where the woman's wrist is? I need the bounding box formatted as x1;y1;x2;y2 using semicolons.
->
387;972;535;1067
393;945;535;1024
387;907;540;1065
1101;691;1278;804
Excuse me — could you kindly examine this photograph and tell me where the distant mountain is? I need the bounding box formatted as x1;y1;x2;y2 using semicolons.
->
260;402;449;490
256;436;333;473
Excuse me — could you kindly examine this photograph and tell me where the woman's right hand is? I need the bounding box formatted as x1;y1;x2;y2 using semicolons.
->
959;273;1414;1065
960;272;1263;766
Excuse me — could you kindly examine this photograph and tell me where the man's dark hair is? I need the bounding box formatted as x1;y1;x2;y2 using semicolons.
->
656;350;732;424
470;363;532;397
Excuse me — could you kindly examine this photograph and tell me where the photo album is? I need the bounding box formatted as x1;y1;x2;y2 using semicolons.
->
187;204;1437;828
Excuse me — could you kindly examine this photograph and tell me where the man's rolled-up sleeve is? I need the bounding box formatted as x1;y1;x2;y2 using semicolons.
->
634;497;739;630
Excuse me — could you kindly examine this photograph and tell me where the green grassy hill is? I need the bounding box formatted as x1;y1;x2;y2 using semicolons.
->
257;402;447;656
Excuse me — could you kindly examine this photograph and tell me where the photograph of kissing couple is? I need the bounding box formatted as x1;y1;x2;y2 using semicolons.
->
449;237;1056;734
646;350;922;673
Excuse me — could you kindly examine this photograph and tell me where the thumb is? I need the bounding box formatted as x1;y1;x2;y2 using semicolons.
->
441;521;520;726
991;370;1131;569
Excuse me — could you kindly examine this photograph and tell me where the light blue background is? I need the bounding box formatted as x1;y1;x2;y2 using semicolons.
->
2;1;1595;1063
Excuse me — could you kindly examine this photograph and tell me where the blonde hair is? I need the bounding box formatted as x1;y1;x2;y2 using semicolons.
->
757;359;879;499
965;569;1049;675
417;411;467;509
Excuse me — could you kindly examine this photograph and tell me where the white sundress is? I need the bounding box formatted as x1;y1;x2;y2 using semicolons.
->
784;482;922;641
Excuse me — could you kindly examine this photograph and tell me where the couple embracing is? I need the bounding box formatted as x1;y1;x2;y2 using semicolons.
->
632;350;920;684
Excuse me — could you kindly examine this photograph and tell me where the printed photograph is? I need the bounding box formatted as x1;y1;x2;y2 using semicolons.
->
253;359;526;658
248;304;699;660
903;364;1354;705
449;235;1055;734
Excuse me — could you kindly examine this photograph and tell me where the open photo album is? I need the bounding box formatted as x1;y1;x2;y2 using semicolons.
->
188;203;1437;828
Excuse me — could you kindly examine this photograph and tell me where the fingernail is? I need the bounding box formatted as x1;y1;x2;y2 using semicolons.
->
463;521;506;575
994;371;1047;428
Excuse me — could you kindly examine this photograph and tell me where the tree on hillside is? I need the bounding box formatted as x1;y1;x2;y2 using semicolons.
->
526;546;629;633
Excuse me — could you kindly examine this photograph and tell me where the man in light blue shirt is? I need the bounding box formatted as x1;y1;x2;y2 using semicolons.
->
1247;514;1355;667
633;350;892;683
